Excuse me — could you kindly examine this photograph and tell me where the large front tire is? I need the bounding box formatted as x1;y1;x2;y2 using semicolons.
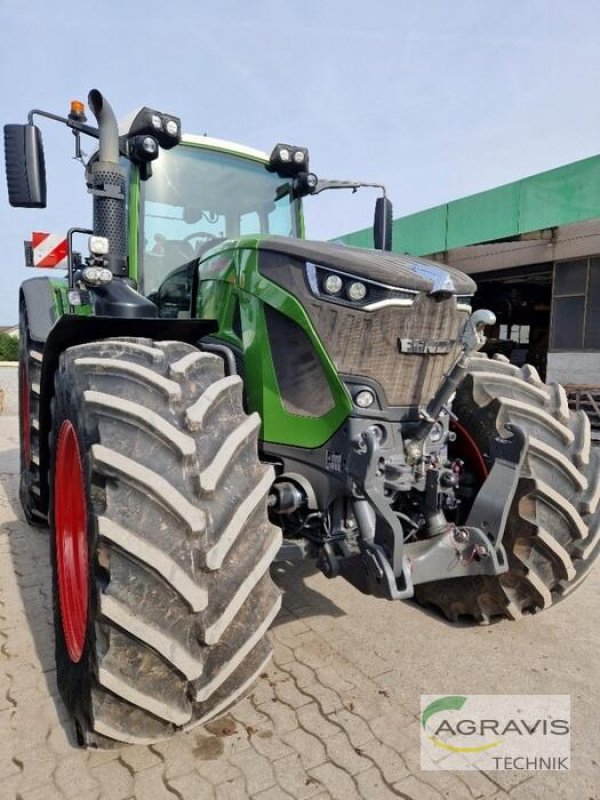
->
415;354;600;622
50;338;281;746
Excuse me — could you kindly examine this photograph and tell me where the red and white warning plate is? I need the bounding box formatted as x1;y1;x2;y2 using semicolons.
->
31;232;69;268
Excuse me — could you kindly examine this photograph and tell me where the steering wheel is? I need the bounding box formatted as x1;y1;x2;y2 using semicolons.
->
181;231;220;257
183;231;219;244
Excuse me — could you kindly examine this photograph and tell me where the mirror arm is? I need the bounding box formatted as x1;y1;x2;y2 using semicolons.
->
312;179;387;198
27;109;99;140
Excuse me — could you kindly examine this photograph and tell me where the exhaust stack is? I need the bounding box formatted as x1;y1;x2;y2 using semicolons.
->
87;89;127;277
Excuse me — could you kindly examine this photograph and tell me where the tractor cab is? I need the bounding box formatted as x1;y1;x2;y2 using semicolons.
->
136;138;303;303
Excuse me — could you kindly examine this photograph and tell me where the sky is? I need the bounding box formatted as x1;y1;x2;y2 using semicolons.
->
2;0;600;323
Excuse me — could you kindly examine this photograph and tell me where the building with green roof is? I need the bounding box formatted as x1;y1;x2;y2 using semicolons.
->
342;155;600;432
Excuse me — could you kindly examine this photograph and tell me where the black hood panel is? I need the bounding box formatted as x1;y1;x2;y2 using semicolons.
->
257;236;476;295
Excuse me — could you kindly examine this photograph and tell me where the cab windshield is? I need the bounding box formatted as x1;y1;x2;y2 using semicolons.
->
138;143;299;297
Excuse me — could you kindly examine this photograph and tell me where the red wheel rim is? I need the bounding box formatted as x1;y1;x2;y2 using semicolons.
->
20;357;31;466
54;420;89;663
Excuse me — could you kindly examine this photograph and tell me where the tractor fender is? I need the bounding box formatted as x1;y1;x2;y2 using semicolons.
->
20;277;58;343
34;313;218;515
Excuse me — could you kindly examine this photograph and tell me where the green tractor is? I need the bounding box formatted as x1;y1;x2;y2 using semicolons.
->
5;90;599;746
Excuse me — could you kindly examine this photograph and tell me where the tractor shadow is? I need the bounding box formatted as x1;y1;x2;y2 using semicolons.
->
270;558;348;626
0;458;81;747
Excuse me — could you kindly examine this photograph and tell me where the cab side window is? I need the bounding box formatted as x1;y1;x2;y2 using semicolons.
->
154;264;193;319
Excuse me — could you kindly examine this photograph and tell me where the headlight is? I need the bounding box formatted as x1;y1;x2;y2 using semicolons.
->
347;281;367;302
268;143;310;177
305;262;417;311
354;389;375;408
324;274;343;295
126;106;182;150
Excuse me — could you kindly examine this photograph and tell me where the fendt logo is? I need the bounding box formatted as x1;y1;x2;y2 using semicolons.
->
420;695;570;771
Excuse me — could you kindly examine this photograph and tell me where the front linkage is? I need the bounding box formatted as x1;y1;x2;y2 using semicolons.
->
339;417;527;600
309;311;528;601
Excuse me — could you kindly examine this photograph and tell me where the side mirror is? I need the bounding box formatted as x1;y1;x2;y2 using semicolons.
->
373;196;393;251
4;124;47;208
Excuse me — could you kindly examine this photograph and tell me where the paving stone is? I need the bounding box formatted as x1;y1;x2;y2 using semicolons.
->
14;754;57;793
86;749;122;768
194;749;240;785
293;631;336;670
324;731;372;775
273;675;312;709
392;774;446;799
356;766;406;800
308;762;361;800
47;723;79;757
119;745;163;773
18;783;65;800
150;739;196;780
278;660;315;689
257;697;299;735
92;758;134;800
327;708;374;748
215;776;246;799
271;619;311;650
303;681;344;714
271;641;295;666
167;770;216;799
249;723;295;761
370;712;419;753
356;738;409;783
449;769;502;798
272;752;324;799
53;754;101;798
0;774;21;800
398;762;484;798
315;665;357;694
226;746;274;795
132;764;179;799
0;754;20;780
296;703;339;740
282;728;327;770
231;699;270;729
252;785;295;800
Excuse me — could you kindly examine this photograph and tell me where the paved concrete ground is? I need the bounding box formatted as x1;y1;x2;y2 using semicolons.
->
1;365;599;799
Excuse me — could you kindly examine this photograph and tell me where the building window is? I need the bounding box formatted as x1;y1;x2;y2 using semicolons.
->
551;258;600;350
499;324;530;344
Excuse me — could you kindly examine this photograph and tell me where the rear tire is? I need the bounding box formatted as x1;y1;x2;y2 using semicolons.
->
50;337;281;745
415;354;600;622
18;302;46;526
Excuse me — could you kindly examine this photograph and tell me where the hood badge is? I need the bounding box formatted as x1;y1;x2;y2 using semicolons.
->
398;338;454;354
410;264;456;295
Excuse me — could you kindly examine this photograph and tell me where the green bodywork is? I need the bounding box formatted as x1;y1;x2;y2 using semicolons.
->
341;153;600;255
196;241;352;448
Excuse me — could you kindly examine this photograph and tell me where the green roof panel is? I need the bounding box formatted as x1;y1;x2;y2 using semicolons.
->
446;182;520;250
520;156;600;231
393;204;447;255
340;154;600;255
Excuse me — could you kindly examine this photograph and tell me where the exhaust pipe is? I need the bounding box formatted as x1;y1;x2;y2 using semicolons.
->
88;89;120;165
87;89;127;277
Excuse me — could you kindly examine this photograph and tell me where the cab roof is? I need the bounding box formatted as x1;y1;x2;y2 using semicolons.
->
180;134;269;164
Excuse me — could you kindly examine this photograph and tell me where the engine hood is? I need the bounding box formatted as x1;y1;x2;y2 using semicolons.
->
256;236;476;296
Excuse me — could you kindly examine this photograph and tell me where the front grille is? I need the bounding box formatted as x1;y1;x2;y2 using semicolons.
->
306;294;468;408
